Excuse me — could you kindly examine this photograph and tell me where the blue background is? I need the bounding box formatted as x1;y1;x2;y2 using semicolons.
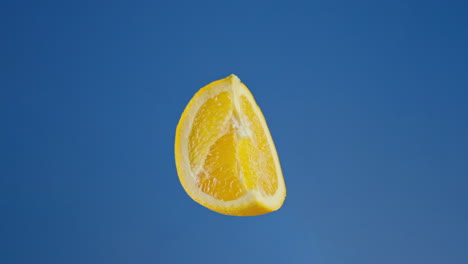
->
2;0;468;263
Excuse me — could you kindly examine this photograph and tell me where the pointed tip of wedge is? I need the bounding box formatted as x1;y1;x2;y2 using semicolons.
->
228;74;240;82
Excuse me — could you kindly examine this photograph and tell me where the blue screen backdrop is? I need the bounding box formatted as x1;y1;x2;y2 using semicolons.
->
2;1;468;263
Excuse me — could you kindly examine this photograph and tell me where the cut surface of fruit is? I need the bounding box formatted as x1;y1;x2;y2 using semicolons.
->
175;74;286;216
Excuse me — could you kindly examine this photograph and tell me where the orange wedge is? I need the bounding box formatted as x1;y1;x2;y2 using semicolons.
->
175;75;286;216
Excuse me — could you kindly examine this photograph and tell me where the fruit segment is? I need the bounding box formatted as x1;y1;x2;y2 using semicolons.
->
175;74;286;216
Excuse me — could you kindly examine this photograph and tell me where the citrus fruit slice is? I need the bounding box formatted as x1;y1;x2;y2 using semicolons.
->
175;74;286;216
